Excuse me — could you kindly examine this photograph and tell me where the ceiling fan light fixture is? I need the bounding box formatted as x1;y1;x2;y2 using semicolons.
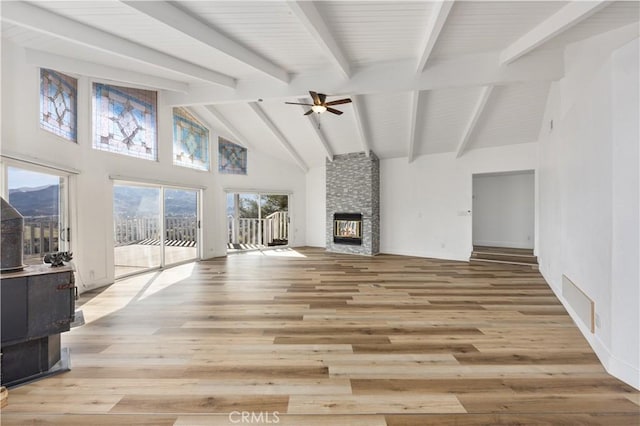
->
311;105;327;114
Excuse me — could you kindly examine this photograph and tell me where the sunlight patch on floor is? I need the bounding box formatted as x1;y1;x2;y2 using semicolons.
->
80;263;196;324
241;248;307;258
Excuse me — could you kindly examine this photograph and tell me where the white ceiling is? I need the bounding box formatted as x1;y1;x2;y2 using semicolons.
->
2;1;639;171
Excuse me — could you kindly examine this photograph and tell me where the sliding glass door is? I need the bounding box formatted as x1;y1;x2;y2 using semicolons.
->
226;192;289;252
113;184;161;277
164;188;198;266
114;182;199;278
4;164;70;264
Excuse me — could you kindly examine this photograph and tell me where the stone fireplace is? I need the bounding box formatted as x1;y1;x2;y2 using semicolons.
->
326;152;379;255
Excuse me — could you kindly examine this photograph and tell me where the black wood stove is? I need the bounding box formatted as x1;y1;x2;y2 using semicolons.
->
1;197;76;387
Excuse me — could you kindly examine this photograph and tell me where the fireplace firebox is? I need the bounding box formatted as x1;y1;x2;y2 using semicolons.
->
333;213;362;245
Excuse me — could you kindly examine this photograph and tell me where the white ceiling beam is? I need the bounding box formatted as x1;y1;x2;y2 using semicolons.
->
500;1;610;65
286;1;351;78
351;96;371;156
24;49;189;93
202;106;254;150
407;91;422;163
1;1;235;88
300;99;334;162
416;1;454;72
455;85;494;159
248;103;309;172
122;1;289;84
164;49;564;106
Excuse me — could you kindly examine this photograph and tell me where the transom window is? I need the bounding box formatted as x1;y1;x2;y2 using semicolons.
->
173;107;210;171
40;68;77;142
92;83;157;161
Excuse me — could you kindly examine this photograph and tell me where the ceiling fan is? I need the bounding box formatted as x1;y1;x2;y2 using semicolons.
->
285;91;352;116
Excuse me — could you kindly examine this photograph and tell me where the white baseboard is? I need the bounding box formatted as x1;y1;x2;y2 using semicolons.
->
539;265;640;390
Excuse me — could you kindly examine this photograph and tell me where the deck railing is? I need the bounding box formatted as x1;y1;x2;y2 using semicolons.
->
227;211;288;246
114;216;197;246
22;216;59;260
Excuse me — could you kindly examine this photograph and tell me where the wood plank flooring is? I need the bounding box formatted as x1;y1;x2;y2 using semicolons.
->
2;247;638;425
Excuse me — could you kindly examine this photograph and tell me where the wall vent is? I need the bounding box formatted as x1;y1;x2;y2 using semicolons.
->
562;275;595;333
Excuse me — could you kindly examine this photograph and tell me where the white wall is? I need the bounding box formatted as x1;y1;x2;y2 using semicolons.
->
537;24;639;389
472;171;535;249
1;40;307;293
305;165;326;247
306;143;538;259
381;143;538;261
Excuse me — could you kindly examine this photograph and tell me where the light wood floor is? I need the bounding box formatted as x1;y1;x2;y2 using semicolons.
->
2;247;638;425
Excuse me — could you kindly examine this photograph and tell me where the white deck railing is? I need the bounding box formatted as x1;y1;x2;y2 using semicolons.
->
227;211;288;246
114;217;197;246
22;217;59;259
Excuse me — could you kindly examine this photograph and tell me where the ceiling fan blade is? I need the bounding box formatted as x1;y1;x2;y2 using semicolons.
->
326;107;343;115
317;93;327;105
304;109;314;116
309;91;320;105
325;98;352;106
285;102;313;106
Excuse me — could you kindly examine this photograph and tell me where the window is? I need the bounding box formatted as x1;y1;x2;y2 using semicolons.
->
173;107;210;171
92;83;157;161
218;138;247;175
40;68;77;142
1;162;71;264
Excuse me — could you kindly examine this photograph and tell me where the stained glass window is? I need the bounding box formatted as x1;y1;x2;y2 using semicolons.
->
173;107;210;171
219;138;247;175
40;69;77;142
92;83;157;161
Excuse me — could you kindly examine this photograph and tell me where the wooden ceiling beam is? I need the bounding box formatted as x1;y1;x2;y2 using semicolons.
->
163;50;563;106
249;103;309;172
287;1;351;78
25;49;188;93
416;1;455;72
408;91;422;163
455;85;493;158
122;1;290;84
351;96;371;156
500;1;610;64
1;1;236;88
300;99;335;162
197;106;254;150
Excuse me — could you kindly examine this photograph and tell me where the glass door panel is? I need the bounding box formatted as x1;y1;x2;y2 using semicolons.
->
113;184;161;278
164;188;198;265
238;193;260;248
7;166;68;264
261;194;289;247
226;192;289;252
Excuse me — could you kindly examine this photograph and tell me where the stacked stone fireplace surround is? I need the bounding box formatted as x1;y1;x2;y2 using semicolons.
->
326;151;380;256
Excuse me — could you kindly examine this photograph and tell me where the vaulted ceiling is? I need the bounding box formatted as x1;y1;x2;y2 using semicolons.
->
2;1;639;171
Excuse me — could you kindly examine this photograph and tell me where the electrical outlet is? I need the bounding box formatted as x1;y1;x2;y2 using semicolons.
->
595;313;601;328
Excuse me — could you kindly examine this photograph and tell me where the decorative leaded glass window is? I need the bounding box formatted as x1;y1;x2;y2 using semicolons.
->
173;107;210;171
218;138;247;175
40;69;77;142
92;83;157;161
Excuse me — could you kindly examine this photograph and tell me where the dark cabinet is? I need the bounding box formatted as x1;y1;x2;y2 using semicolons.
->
1;265;75;387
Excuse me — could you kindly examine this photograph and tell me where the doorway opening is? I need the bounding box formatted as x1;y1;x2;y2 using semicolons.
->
226;192;289;253
471;170;537;266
